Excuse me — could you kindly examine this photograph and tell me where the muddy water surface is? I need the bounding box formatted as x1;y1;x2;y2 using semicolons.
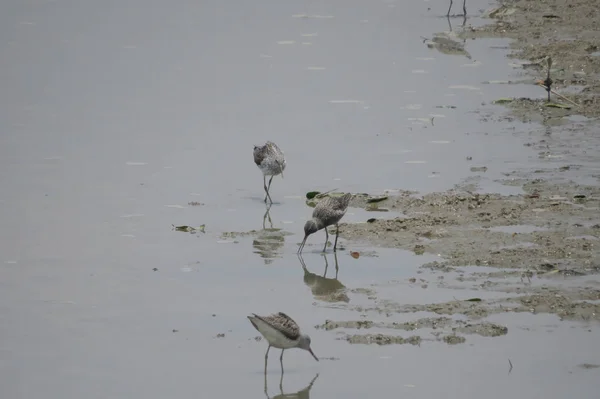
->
1;0;598;398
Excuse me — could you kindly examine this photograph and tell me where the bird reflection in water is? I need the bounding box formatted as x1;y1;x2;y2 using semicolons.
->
253;204;286;264
298;252;349;303
264;371;319;399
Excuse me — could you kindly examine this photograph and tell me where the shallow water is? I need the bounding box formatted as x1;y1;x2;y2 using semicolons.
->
1;0;599;398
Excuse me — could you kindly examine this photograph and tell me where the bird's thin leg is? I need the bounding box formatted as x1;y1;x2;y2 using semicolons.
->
322;228;329;253
263;176;270;203
265;176;274;204
333;224;340;252
279;367;284;393
280;349;285;369
264;345;271;374
463;0;467;16
264;368;269;399
447;0;453;17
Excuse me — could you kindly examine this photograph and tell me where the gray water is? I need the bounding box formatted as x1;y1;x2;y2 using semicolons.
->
1;1;598;398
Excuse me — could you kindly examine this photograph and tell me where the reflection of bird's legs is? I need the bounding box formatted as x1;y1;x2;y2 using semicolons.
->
447;0;453;16
333;224;340;252
323;254;329;277
263;205;273;229
322;228;329;253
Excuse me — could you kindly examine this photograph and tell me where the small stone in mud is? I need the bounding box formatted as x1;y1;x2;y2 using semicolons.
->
172;329;179;333
152;268;158;271
254;336;262;342
215;333;225;338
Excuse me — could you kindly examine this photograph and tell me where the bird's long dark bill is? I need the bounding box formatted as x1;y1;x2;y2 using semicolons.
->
298;235;308;254
308;347;319;361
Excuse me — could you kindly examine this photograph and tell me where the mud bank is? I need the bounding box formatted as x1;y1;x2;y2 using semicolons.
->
318;0;600;344
463;0;600;120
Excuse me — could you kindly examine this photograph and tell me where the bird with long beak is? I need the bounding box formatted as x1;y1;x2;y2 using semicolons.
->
248;312;319;368
298;193;352;254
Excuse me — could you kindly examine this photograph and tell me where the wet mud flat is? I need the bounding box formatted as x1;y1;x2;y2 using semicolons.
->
314;179;599;345
462;0;600;120
316;0;600;347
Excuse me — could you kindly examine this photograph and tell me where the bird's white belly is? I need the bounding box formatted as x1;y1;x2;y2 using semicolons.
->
262;327;296;349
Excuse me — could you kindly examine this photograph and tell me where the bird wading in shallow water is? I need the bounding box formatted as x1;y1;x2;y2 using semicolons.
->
248;312;319;369
253;141;286;204
298;192;352;254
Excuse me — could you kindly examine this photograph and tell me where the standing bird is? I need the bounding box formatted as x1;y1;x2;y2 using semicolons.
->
248;312;319;369
298;193;352;254
254;141;286;204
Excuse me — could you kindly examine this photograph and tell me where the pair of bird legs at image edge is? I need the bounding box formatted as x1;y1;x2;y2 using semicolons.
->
447;0;467;17
262;204;343;254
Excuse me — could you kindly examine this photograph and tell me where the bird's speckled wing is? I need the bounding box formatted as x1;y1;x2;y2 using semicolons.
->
253;312;300;340
312;193;352;223
265;141;282;155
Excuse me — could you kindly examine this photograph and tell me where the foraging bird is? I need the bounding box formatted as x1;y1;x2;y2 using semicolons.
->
447;0;467;17
298;193;352;254
254;141;286;204
248;312;319;368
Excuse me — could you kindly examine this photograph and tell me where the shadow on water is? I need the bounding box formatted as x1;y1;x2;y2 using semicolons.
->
298;253;348;303
264;371;319;399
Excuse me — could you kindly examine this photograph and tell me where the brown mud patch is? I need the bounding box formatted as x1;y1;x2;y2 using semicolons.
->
314;317;508;346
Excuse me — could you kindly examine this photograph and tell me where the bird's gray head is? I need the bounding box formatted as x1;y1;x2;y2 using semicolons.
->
303;220;319;236
298;334;319;361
